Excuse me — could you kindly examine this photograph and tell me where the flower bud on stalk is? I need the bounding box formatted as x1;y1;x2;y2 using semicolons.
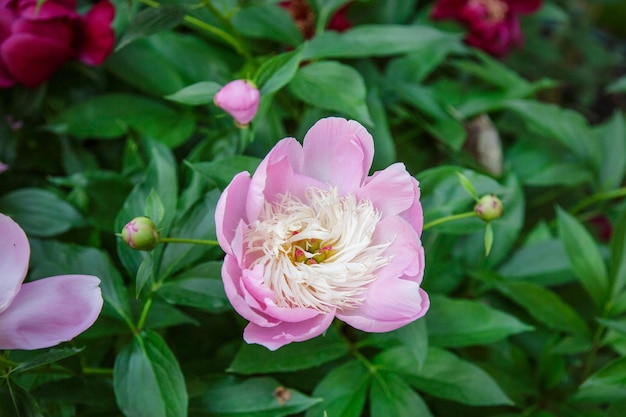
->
474;194;503;222
214;79;260;127
121;217;160;250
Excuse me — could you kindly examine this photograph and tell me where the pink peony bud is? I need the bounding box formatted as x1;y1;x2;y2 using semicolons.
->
214;80;260;127
474;194;504;222
121;217;160;251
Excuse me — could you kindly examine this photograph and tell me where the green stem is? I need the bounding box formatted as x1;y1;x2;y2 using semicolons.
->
570;186;626;214
136;296;154;331
423;211;476;231
83;367;114;376
159;237;219;246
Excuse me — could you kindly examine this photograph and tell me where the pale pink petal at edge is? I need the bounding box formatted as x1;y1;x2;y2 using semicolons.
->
215;172;251;254
301;117;374;194
0;275;103;350
0;213;30;313
244;311;335;351
356;163;417;219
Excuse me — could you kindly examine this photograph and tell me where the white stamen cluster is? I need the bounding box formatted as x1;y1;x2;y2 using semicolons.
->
244;187;390;312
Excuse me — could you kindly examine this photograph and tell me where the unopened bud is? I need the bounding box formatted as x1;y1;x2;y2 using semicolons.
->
121;217;160;250
214;79;260;127
474;194;503;222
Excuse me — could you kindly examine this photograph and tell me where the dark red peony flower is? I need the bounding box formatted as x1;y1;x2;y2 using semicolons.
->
431;0;541;57
0;0;115;88
280;0;352;39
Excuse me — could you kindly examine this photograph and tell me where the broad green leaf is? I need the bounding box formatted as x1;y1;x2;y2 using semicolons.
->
0;188;85;237
557;207;609;309
375;346;513;406
289;61;373;125
366;83;396;171
498;239;572;284
116;6;186;50
524;162;593;187
607;76;626;93
256;48;303;95
194;376;321;416
305;360;370;417
505;100;600;169
610;210;626;298
303;25;460;60
165;81;222;105
228;326;349;374
426;295;532;347
0;382;44;417
575;356;626;403
596;112;626;191
157;277;229;313
385;42;459;85
362;319;429;370
143;301;198;329
10;347;83;375
188;155;261;189
495;280;590;336
145;189;165;225
232;3;303;46
114;331;188;417
370;372;433;417
54;93;195;148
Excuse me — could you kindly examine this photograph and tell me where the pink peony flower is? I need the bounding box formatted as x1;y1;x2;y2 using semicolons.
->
214;79;260;127
0;0;116;88
215;117;429;350
0;213;103;350
431;0;542;57
0;161;7;173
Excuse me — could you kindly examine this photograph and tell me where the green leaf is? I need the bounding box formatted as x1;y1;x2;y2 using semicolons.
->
597;112;626;191
10;347;84;375
0;382;44;417
426;295;532;347
136;252;154;297
370;372;433;417
576;356;626;403
164;81;222;106
194;376;321;416
54;93;195;148
557;207;609;308
498;239;572;284
233;3;303;46
116;6;186;51
375;346;513;406
157;276;229;313
484;222;494;256
145;189;165;225
114;331;188;417
607;75;626;93
305;361;370;417
256;48;303;95
310;0;351;30
495;280;590;336
303;24;460;60
228;326;349;374
290;61;372;125
456;172;479;200
0;188;85;237
505;100;600;169
188;155;261;189
610;210;626;299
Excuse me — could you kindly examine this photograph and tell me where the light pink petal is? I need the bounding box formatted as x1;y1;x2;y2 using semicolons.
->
214;80;260;126
216;172;252;254
371;215;425;284
0;275;103;350
301;117;374;194
243;311;335;350
0;213;29;314
356;163;417;219
337;284;429;333
76;0;116;65
399;177;423;236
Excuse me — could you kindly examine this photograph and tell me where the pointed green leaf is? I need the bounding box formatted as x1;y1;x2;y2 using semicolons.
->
610;210;626;299
557;207;609;308
0;382;44;417
164;81;221;105
116;6;186;51
113;331;188;417
576;356;626;403
456;172;479;200
484;222;494;256
370;372;433;417
135;252;154;297
10;348;84;375
596;112;626;191
145;189;165;225
256;48;303;95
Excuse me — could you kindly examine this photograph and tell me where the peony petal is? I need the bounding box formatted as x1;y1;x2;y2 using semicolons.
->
17;0;77;20
301;117;374;194
216;172;252;254
399;177;423;236
1;33;72;87
214;79;260;126
243;311;334;350
356;163;417;219
337;283;429;333
76;0;115;65
430;0;466;19
0;213;29;314
0;275;103;350
507;0;542;14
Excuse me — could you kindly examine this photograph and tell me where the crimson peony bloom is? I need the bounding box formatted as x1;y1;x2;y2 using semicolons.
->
215;117;429;350
0;0;115;88
214;79;261;127
0;213;103;350
431;0;542;57
279;0;352;39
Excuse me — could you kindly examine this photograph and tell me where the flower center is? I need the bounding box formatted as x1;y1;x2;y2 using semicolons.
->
471;0;509;22
244;187;390;312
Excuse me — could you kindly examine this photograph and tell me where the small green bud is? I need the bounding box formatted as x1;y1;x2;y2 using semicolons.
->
474;194;503;222
121;217;160;250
